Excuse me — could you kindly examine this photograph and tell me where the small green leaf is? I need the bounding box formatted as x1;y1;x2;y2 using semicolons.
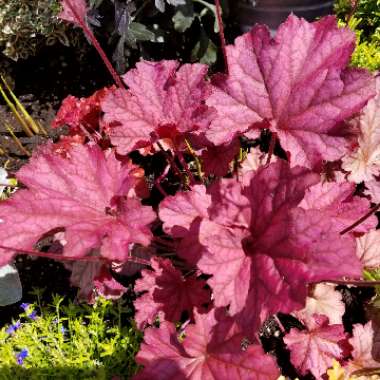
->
173;1;195;33
129;22;157;42
191;32;217;65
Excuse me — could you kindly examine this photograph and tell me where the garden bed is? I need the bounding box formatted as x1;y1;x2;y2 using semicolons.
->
0;1;380;379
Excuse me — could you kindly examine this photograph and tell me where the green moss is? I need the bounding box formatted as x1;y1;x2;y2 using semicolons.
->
0;0;72;60
0;291;142;379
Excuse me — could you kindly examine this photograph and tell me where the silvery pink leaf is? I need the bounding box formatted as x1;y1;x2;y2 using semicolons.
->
102;60;213;154
345;322;380;375
134;257;210;329
59;0;88;26
356;230;380;268
298;283;345;325
284;314;346;379
196;162;360;335
343;76;380;183
300;181;376;233
135;309;280;380
0;144;155;265
206;15;375;169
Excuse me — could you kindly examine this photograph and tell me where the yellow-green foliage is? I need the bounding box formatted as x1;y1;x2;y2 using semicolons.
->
351;36;380;71
335;0;380;71
0;291;142;380
0;0;70;60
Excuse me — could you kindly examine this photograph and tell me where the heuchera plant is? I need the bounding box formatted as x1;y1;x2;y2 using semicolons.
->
1;0;380;378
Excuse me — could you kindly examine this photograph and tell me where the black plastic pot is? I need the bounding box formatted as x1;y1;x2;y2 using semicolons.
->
234;0;334;31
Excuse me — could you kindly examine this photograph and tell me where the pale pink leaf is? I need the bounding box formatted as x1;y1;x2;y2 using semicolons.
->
134;257;210;329
364;179;380;203
175;221;208;266
299;283;345;325
239;147;276;183
158;185;211;266
59;0;87;26
356;230;380;268
343;76;380;183
0;144;155;265
135;309;280;380
284;314;346;379
102;61;213;154
289;208;361;281
206;15;375;169
345;322;380;374
300;181;376;233
207;178;251;227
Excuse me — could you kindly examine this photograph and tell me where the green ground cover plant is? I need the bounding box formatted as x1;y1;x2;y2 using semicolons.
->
335;0;380;70
0;290;141;380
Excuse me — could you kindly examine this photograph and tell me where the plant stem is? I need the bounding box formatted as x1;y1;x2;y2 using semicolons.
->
340;202;380;235
177;149;195;185
156;141;183;180
64;0;124;88
214;0;228;73
185;139;204;183
313;279;380;287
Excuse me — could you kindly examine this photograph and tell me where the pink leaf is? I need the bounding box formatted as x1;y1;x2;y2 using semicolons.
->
284;314;347;378
239;147;276;180
0;144;155;265
59;0;88;26
364;179;380;203
195;162;361;335
67;260;104;303
300;181;376;233
101;61;213;154
135;309;280;380
345;322;380;374
343;76;380;183
93;265;127;300
53;87;114;132
206;15;375;169
159;185;211;266
159;185;211;236
200;139;240;177
298;283;345;325
134;257;210;329
356;230;380;268
68;260;127;302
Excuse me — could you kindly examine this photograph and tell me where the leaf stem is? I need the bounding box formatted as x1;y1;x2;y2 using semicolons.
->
64;0;124;88
177;149;195;185
340;202;380;235
185;139;204;183
214;0;228;73
313;279;380;287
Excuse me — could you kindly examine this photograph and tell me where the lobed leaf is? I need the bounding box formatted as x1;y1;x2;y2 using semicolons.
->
0;144;155;265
